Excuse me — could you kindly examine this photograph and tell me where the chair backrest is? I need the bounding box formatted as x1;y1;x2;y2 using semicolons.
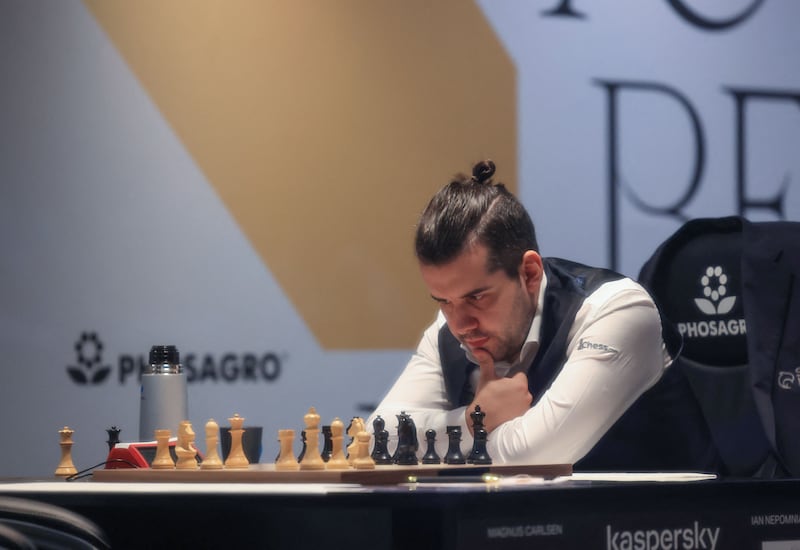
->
639;216;747;367
0;496;110;549
638;216;776;477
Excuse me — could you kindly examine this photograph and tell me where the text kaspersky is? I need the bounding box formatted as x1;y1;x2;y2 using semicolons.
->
606;521;720;550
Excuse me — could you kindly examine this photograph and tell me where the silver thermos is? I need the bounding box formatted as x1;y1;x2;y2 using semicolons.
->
138;345;188;441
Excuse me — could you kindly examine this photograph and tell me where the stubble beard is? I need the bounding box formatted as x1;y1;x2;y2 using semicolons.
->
460;309;535;365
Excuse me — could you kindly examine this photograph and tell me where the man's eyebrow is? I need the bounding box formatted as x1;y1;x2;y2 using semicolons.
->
430;286;492;302
461;286;491;298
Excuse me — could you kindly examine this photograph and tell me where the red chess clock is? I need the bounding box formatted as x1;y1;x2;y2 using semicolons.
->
105;441;178;469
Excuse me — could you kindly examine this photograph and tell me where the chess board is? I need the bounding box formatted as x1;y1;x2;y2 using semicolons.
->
91;462;572;485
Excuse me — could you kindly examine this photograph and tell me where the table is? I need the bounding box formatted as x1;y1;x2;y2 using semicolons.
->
1;474;800;549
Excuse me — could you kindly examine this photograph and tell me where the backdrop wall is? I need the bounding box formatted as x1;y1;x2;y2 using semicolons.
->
1;0;797;476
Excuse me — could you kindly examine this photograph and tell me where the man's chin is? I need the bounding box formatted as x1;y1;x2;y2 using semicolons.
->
470;347;496;364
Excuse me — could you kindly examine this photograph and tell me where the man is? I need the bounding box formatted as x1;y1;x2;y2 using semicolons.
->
369;160;685;467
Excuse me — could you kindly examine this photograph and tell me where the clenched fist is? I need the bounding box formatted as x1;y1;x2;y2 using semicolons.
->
467;352;533;434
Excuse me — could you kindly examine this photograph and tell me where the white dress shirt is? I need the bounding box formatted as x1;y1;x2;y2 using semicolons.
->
368;272;673;465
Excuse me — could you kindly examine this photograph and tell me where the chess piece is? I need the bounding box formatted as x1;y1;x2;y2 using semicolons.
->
346;417;365;465
444;425;466;464
275;429;300;471
225;414;249;469
299;407;325;470
370;415;392;465
55;426;78;477
467;405;492;465
200;419;224;469
297;430;307;462
422;429;441;464
106;426;121;451
392;411;419;465
352;431;376;470
151;429;175;469
325;418;349;470
321;425;333;462
176;420;199;469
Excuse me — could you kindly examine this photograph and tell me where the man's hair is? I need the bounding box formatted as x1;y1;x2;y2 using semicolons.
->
415;160;538;278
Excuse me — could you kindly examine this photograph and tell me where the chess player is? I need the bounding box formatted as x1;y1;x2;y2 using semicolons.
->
369;160;701;469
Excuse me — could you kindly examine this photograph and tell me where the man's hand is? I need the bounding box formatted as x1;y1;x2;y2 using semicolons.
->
466;352;533;434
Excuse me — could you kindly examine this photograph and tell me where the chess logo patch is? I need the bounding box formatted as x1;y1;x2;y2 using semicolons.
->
577;339;618;354
66;332;112;385
694;265;736;316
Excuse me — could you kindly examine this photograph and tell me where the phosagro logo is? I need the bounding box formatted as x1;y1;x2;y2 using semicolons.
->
67;332;113;385
677;266;746;340
65;333;284;386
694;265;736;315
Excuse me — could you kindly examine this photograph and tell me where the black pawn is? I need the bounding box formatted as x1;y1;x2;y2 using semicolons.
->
371;416;392;465
296;430;307;463
444;425;466;464
467;405;492;465
106;426;121;451
421;429;441;464
321;425;333;462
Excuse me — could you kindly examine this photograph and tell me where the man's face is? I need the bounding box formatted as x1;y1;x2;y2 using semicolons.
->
420;243;540;365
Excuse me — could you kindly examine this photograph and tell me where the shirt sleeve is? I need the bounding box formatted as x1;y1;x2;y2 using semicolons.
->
488;281;670;464
367;313;471;458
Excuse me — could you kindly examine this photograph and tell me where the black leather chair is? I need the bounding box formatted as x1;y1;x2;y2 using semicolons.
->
0;496;110;549
638;216;800;477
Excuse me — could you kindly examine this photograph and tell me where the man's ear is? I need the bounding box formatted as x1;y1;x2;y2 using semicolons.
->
520;250;543;294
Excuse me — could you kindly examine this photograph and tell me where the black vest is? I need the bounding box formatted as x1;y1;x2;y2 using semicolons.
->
439;257;719;471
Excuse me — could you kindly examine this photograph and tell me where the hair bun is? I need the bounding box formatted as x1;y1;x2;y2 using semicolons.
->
472;160;496;184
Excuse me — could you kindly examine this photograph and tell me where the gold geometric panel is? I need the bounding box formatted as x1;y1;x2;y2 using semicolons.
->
84;0;516;349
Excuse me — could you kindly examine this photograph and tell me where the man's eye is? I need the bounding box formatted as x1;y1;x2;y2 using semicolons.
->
469;294;484;302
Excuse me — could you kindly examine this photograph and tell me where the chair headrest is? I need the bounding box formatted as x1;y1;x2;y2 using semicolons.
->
639;217;747;367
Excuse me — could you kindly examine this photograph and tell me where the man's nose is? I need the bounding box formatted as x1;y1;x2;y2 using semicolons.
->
448;305;478;334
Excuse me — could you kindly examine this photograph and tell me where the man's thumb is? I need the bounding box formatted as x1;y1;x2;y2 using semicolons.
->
474;351;497;381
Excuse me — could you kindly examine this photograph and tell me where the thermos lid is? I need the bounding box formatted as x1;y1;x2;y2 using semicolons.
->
149;345;180;366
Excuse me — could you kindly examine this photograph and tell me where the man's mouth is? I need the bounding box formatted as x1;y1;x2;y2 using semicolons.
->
464;336;489;349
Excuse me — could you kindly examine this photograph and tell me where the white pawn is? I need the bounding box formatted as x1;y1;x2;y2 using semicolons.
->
151;429;175;469
275;429;300;471
346;417;365;465
325;418;349;470
352;431;376;470
201;419;223;469
299;407;325;470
